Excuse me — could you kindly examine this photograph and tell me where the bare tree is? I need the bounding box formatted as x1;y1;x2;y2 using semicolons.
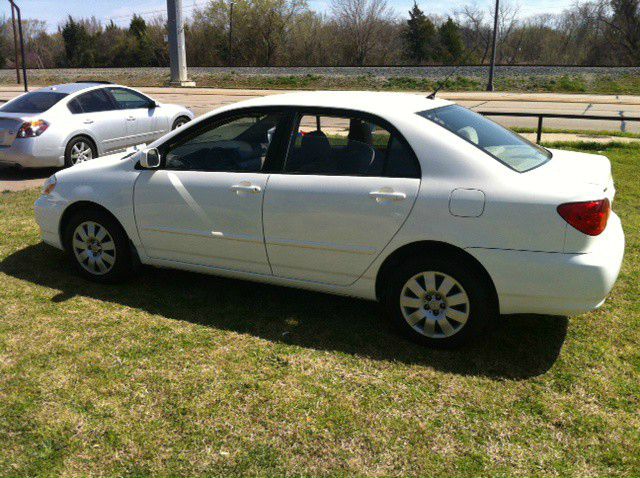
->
330;0;391;65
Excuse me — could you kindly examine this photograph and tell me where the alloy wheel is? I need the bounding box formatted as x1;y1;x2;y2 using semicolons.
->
70;141;93;164
399;271;470;339
72;221;116;275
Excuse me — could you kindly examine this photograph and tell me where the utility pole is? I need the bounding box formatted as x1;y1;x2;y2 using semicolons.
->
487;0;499;92
166;0;195;86
228;1;234;67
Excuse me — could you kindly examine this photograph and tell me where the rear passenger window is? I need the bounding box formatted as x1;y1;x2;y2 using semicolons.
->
67;98;82;114
75;90;114;113
284;114;419;178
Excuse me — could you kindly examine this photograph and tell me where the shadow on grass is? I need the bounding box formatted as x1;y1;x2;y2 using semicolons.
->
1;243;568;380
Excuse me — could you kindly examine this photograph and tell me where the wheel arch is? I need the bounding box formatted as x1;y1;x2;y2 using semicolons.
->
374;240;499;306
65;133;99;157
59;201;129;251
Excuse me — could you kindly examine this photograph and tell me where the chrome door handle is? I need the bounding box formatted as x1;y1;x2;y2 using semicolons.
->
369;191;407;202
127;116;136;121
83;119;94;124
230;184;261;194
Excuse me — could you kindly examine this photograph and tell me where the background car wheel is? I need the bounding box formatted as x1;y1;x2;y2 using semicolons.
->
63;208;132;283
384;253;497;348
65;136;97;167
172;116;190;130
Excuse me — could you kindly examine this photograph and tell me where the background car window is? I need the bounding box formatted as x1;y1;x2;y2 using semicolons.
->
76;90;115;113
285;114;418;177
0;91;68;113
109;88;151;109
67;98;82;114
164;113;283;172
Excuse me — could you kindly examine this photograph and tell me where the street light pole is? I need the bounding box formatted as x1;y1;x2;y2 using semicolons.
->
10;4;19;84
228;1;234;67
9;1;27;91
166;0;195;86
487;0;499;92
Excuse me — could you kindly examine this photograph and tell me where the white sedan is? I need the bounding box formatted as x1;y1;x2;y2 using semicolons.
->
0;82;194;168
34;92;625;347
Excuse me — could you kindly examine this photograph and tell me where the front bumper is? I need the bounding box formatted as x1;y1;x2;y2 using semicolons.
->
468;212;625;316
0;138;63;168
34;194;66;250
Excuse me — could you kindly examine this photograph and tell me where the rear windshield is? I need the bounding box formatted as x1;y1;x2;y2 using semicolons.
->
0;91;68;113
418;105;551;172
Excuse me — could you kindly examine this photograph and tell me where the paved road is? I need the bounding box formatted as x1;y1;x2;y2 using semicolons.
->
2;86;639;192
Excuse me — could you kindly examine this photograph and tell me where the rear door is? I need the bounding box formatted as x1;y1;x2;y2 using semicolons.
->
262;110;421;285
108;87;162;146
72;89;128;153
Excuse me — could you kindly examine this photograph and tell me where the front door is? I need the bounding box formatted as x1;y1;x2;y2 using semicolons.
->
262;112;421;285
108;87;162;147
133;111;288;274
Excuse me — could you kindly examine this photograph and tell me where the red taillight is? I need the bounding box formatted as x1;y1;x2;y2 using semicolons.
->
557;198;610;236
16;119;49;138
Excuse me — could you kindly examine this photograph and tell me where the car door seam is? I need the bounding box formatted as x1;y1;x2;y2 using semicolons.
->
261;173;275;275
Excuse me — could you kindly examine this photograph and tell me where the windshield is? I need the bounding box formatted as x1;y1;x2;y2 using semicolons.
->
418;105;551;172
0;91;68;113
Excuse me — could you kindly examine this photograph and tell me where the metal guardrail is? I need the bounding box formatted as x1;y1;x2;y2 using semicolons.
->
478;111;640;144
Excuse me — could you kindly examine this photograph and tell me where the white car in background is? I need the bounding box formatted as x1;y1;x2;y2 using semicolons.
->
34;92;624;347
0;81;194;168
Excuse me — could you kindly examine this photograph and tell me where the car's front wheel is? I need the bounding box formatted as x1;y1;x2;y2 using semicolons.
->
384;253;497;348
63;208;132;283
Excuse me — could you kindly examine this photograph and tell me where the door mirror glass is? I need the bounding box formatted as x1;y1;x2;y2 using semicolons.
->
140;148;161;169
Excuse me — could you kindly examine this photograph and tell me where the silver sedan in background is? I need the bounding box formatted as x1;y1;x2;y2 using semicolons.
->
0;81;194;168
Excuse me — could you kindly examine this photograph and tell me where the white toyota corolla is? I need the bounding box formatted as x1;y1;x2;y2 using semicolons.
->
34;92;625;347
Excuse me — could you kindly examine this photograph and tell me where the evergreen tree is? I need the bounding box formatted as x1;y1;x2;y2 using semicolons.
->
61;16;94;67
402;2;436;63
129;14;147;39
438;17;464;63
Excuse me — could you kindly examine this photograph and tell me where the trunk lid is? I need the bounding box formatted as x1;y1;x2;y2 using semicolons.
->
0;113;28;147
529;148;615;203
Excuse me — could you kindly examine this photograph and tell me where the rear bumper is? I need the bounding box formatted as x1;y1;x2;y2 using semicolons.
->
468;212;625;316
0;138;63;168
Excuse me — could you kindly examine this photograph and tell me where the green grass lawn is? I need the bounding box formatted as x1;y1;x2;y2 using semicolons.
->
0;143;638;476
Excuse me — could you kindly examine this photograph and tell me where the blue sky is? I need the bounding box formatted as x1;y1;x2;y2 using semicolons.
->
13;0;579;31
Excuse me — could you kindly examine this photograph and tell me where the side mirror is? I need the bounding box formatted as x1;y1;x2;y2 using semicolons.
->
139;148;161;169
148;101;159;109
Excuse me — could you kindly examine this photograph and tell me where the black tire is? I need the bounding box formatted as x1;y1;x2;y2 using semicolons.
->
62;208;133;283
64;136;97;168
172;116;190;130
383;253;497;348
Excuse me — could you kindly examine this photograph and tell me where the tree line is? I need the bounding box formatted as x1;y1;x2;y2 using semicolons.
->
0;0;638;69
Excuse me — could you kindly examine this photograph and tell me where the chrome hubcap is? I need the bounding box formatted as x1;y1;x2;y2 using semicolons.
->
400;271;470;338
72;221;116;275
70;141;93;164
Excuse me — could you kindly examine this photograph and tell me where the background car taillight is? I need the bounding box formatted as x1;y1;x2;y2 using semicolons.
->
16;119;49;138
557;198;610;236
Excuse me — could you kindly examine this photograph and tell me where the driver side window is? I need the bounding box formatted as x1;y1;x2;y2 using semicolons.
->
164;113;283;172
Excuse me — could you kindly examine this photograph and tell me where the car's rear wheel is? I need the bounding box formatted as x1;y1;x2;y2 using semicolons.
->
63;208;132;283
65;136;97;167
384;253;497;348
172;116;190;130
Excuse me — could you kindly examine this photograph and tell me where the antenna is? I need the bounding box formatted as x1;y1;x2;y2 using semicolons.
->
427;49;474;99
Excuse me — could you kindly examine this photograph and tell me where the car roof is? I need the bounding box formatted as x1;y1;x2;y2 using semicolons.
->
226;91;453;116
35;82;118;95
